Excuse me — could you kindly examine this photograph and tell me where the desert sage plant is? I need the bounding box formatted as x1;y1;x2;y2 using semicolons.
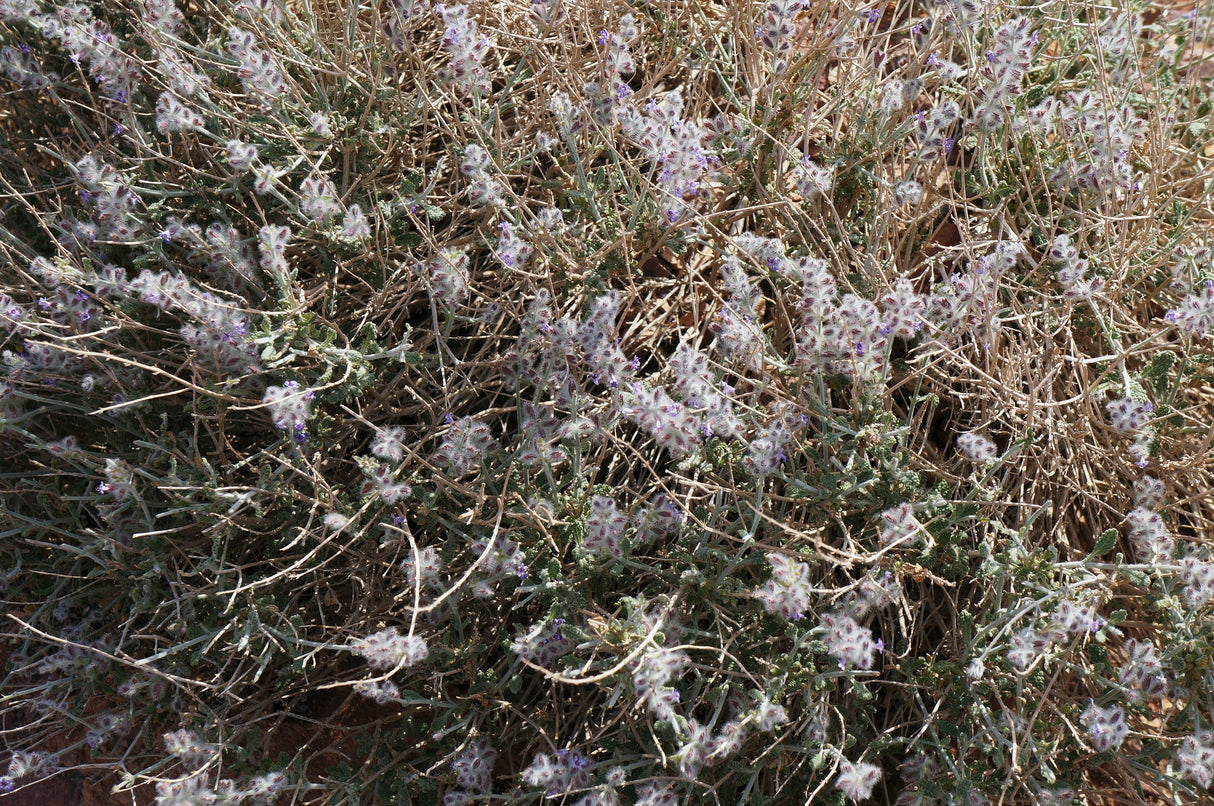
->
2;0;1214;804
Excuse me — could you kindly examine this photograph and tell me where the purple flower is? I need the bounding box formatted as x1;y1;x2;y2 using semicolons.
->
867;8;880;23
598;29;609;45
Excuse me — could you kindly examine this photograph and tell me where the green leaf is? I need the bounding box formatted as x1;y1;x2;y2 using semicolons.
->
1123;567;1151;588
1089;528;1118;558
1143;351;1176;379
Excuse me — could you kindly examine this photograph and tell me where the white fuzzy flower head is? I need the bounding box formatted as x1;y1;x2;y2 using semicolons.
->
309;112;333;137
796;157;833;200
371;426;408;463
353;679;401;704
352;627;429;670
324;513;351;531
451;737;497;793
957;431;998;462
819;611;880;670
753;552;812;621
1007;627;1051;671
341;204;370;240
880;503;919;547
1106;397;1152;432
1081;701;1128;752
894;180;923;206
752;696;788;731
226;139;258;171
246;771;287;798
1177;732;1214;789
162;729;218;765
835;757;882;802
1133;476;1164;510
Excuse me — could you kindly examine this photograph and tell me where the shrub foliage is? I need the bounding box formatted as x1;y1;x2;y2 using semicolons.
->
2;0;1214;804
